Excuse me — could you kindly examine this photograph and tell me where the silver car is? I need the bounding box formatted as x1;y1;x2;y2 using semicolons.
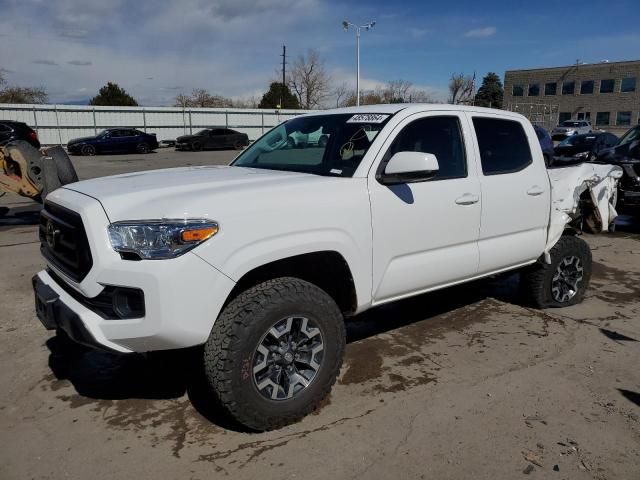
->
551;120;592;140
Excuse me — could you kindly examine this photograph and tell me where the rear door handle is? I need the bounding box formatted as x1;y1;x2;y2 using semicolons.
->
527;185;545;196
455;193;480;205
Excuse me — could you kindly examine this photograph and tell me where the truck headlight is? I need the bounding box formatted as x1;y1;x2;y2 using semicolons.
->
107;219;218;259
574;151;590;159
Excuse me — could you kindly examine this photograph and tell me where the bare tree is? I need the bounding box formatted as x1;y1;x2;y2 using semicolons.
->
333;82;350;108
448;73;475;104
0;71;48;104
382;79;414;103
174;89;233;108
289;49;331;109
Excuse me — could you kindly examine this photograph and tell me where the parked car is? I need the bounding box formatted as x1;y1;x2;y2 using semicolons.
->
175;128;249;151
67;128;158;156
0;120;40;149
33;105;621;432
287;127;329;148
553;132;619;165
597;125;640;212
533;125;554;166
551;120;592;141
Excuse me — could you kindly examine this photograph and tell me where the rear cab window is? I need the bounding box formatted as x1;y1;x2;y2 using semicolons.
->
472;117;533;175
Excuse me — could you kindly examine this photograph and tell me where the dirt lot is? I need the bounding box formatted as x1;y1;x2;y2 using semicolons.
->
1;150;639;479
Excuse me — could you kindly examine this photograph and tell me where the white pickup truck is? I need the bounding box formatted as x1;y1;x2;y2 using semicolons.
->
33;105;621;431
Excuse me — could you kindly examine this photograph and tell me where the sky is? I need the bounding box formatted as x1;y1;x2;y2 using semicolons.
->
0;0;639;106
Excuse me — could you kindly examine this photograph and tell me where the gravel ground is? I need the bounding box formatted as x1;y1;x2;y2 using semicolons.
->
1;149;639;480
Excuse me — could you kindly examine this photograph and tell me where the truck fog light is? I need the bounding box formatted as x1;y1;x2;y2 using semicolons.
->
112;287;145;319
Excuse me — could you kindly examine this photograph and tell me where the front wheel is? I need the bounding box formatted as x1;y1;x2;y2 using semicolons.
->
203;277;345;431
81;144;96;156
520;235;592;308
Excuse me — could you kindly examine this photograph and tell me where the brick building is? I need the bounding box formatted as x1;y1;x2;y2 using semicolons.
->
503;60;639;135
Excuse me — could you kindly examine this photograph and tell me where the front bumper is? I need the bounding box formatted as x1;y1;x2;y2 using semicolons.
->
174;143;190;151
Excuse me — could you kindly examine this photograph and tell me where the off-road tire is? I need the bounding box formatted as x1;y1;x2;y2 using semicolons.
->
203;277;345;431
46;145;78;184
520;235;592;308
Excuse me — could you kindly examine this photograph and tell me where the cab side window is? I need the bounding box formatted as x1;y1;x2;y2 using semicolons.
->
472;117;532;175
383;116;467;180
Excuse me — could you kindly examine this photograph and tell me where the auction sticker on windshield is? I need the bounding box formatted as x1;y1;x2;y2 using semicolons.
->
347;114;390;124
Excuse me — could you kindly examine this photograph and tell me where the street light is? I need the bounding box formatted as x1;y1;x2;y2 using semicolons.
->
343;19;376;106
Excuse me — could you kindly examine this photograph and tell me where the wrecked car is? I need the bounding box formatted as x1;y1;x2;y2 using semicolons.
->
32;105;621;431
597;125;640;212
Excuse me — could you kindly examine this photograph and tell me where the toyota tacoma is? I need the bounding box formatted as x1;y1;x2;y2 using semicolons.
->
33;105;621;431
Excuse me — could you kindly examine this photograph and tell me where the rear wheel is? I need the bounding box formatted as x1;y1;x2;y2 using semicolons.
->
520;235;592;308
81;144;96;156
203;277;345;431
136;142;150;154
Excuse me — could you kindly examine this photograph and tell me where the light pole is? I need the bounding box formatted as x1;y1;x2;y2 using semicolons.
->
342;20;375;106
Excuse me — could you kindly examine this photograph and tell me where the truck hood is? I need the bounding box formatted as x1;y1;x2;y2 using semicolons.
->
63;165;318;221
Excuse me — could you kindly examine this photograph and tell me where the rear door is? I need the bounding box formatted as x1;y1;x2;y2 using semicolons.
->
369;111;482;303
468;114;550;274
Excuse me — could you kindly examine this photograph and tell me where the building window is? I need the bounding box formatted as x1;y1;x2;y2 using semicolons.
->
577;112;591;121
528;83;540;96
562;81;575;95
600;79;615;93
512;85;524;97
580;80;594;94
621;77;636;93
617;111;632;126
559;112;572;123
544;82;557;96
596;112;610;125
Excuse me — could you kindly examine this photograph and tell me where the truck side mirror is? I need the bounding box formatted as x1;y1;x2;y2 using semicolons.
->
378;151;440;185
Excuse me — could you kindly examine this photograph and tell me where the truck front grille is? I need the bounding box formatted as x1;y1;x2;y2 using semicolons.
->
39;202;93;282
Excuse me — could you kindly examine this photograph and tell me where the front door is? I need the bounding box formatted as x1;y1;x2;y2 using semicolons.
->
369;112;482;304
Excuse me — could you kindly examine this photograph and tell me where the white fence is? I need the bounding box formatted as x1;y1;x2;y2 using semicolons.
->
0;104;310;146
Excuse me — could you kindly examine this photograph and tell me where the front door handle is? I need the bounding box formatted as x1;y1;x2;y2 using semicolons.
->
455;193;480;205
527;185;545;196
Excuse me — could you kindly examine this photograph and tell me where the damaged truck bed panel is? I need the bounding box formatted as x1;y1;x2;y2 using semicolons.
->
546;163;623;254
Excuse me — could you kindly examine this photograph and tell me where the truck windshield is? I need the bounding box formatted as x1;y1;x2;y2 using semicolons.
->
232;113;392;177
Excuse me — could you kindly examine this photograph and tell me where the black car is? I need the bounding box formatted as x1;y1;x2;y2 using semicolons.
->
0;120;41;149
553;132;619;165
533;125;554;166
67;128;158;156
597;126;640;212
175;128;249;151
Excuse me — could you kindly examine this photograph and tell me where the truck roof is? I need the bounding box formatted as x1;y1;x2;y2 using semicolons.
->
303;103;526;120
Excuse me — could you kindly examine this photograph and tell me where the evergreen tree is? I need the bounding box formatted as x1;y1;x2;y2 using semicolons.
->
474;72;504;109
259;82;300;109
89;82;138;106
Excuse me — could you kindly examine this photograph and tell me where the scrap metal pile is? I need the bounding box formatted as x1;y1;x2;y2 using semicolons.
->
0;141;78;203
